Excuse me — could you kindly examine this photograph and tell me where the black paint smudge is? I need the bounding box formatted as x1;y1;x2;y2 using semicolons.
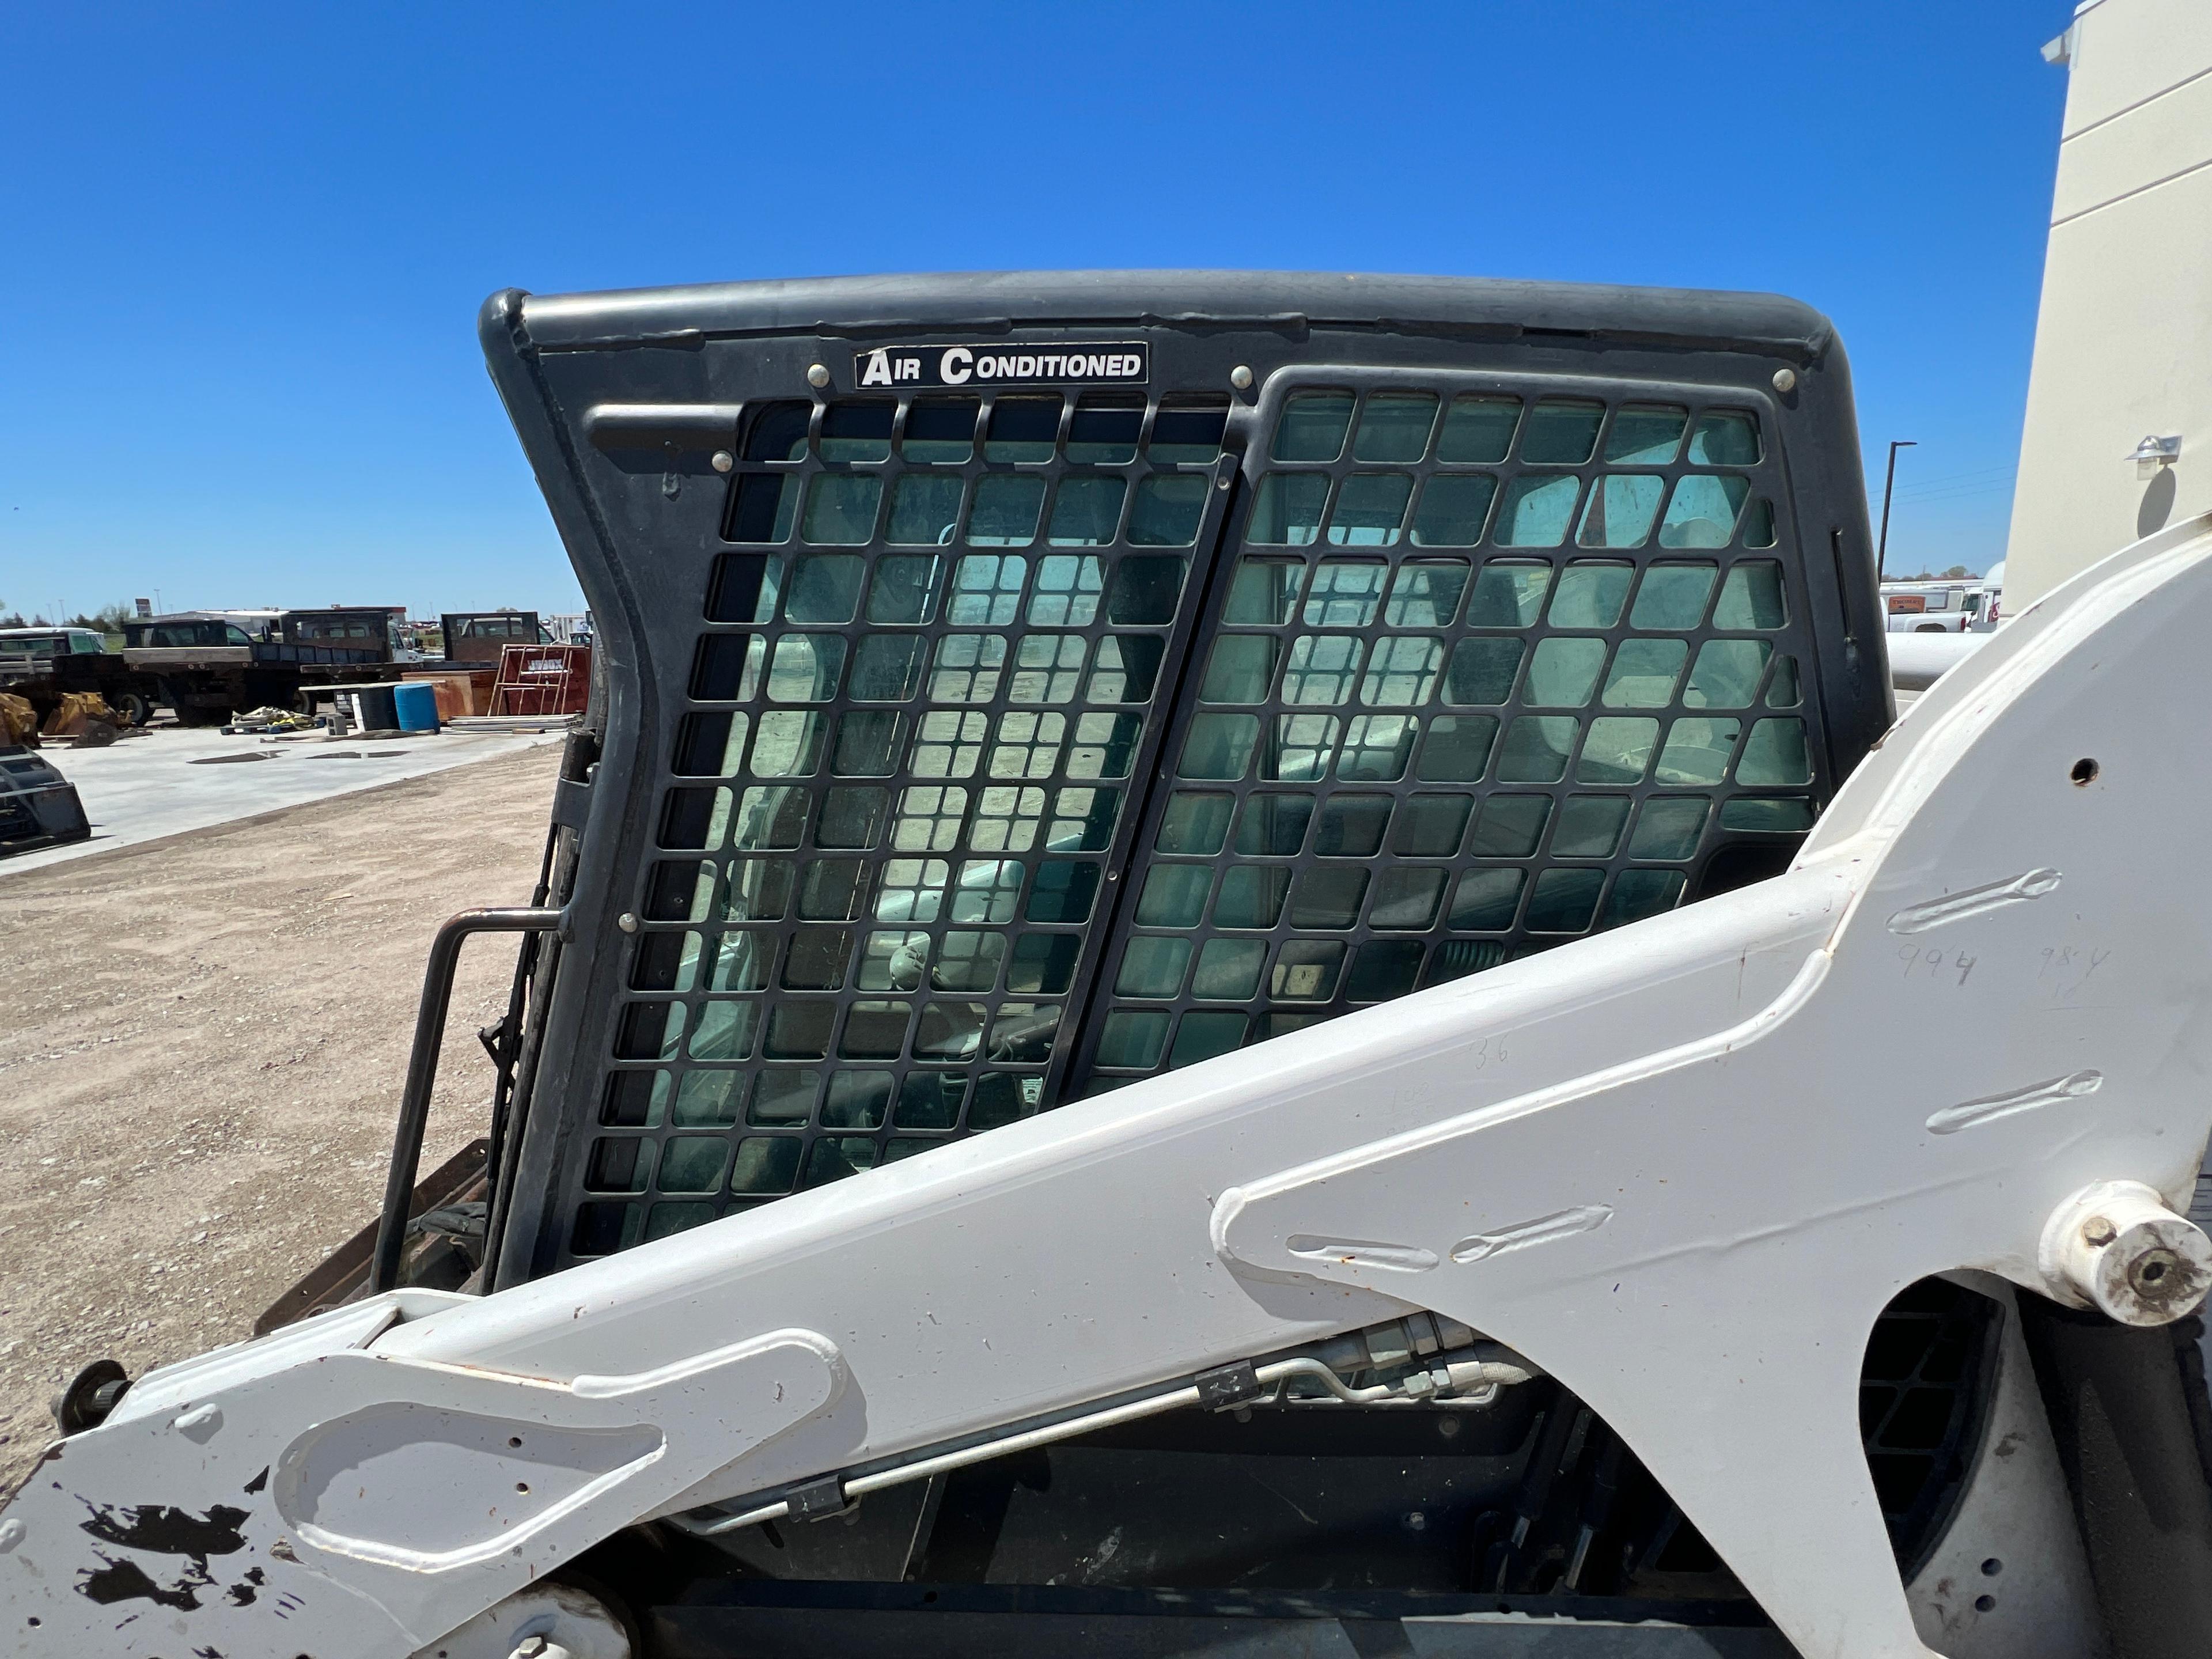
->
77;1553;214;1611
225;1565;266;1607
73;1500;251;1612
242;1467;268;1495
79;1501;249;1559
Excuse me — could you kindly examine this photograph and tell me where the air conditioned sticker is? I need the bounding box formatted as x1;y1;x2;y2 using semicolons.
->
852;343;1149;389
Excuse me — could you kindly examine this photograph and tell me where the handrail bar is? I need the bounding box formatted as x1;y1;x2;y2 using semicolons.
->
369;907;565;1295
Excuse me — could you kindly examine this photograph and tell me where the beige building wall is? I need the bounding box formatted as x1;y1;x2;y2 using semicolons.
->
2006;0;2212;607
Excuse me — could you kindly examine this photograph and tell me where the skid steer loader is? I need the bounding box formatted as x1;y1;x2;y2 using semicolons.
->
7;271;2211;1659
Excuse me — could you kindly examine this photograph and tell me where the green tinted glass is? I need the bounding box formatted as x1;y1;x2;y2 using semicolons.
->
1274;391;1355;461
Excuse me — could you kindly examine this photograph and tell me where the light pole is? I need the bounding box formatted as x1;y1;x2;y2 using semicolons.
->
1877;440;1917;578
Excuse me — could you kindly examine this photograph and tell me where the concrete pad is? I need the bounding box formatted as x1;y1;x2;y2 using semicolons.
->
0;723;566;877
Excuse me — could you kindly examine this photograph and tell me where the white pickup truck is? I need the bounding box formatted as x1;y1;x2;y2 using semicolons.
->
1883;561;2006;634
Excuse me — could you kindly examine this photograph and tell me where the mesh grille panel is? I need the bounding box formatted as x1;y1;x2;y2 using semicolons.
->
1074;375;1825;1093
570;391;1233;1256
561;366;1840;1264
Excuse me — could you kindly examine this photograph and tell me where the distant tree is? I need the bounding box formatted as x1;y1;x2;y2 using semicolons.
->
0;612;23;628
69;601;135;635
1942;565;1974;578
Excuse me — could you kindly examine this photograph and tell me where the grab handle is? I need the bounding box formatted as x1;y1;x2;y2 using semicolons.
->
371;907;565;1295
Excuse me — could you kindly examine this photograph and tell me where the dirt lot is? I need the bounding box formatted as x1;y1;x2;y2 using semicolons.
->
0;744;560;1491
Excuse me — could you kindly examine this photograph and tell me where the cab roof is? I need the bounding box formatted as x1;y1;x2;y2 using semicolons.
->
501;270;1837;360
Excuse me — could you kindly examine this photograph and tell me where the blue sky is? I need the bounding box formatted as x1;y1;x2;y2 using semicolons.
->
0;2;2070;620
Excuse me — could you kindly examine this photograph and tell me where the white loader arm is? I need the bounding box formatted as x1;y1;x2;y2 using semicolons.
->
9;514;2212;1659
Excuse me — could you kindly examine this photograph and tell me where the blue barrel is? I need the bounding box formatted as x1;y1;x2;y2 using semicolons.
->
391;681;440;733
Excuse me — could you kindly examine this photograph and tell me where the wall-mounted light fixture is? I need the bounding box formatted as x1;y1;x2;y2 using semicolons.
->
2130;435;2183;479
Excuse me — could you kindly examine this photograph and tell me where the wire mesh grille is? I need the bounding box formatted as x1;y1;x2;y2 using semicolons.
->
1074;376;1826;1093
569;391;1233;1256
563;369;1838;1262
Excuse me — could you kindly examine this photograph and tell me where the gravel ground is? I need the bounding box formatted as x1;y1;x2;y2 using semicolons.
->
0;743;560;1491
